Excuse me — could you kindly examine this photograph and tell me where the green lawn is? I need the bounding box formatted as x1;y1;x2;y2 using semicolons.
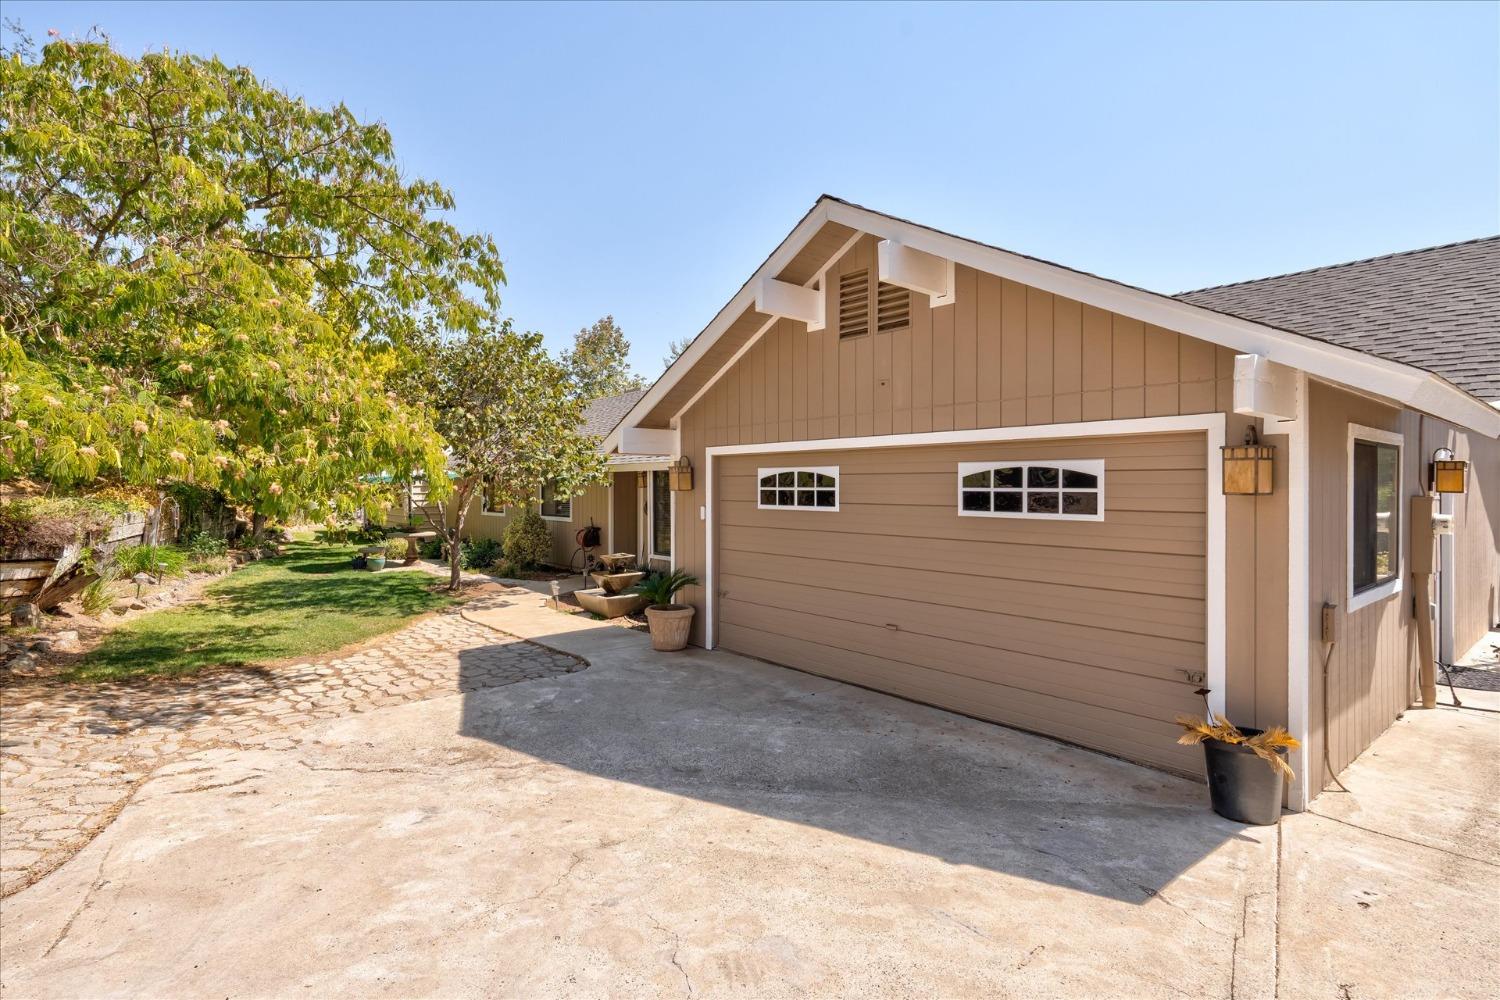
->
70;542;456;682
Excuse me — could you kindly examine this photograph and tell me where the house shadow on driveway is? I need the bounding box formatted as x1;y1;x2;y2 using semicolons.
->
455;627;1260;905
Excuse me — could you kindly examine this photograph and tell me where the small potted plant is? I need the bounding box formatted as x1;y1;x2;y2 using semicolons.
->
365;546;387;572
1176;704;1300;825
635;569;700;652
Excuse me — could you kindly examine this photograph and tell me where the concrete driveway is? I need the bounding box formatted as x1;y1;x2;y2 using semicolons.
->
2;596;1495;999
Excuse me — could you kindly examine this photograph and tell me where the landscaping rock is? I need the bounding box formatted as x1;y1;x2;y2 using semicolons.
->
51;630;82;653
11;603;38;627
5;652;41;676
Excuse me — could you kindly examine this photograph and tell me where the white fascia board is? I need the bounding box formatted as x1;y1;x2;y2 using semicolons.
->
823;201;1500;437
878;239;955;306
618;426;676;455
755;276;824;330
1234;354;1300;420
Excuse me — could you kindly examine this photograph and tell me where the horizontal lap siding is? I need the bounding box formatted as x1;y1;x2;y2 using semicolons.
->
459;481;613;568
715;433;1207;775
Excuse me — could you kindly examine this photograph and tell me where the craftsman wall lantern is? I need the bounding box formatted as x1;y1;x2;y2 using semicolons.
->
1221;427;1275;495
1430;448;1468;495
668;456;694;492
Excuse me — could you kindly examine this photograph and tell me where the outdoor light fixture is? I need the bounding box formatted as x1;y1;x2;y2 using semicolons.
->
1221;426;1275;495
1430;448;1468;495
669;456;694;492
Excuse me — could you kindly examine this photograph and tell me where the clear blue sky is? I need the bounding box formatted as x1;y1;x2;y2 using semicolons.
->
6;1;1497;380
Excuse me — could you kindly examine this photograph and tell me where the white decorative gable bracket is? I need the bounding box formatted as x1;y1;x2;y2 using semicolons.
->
754;277;825;331
878;238;955;308
1233;354;1300;421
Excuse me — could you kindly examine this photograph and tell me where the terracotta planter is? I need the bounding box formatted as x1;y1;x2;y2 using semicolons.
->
645;604;694;651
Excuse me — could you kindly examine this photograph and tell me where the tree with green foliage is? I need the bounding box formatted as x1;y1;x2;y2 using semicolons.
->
662;336;690;370
0;27;508;525
413;324;607;590
562;315;643;400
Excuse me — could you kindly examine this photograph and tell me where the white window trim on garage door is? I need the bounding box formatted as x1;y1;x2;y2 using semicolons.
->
703;411;1229;718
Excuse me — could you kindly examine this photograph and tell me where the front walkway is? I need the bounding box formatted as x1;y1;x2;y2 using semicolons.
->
0;593;583;897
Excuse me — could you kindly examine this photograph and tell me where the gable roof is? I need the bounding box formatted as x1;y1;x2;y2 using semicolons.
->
581;388;649;440
607;197;1500;445
1177;237;1500;403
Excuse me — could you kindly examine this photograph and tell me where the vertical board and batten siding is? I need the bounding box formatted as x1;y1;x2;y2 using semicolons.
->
1309;387;1499;790
670;234;1293;778
1305;382;1415;789
1409;415;1500;655
716;436;1209;775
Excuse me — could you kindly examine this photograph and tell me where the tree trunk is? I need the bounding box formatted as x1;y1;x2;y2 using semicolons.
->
250;512;267;542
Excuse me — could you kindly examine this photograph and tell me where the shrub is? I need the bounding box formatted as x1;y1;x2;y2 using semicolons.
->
184;532;229;558
81;569;119;616
502;509;551;569
114;543;188;578
461;536;502;569
385;537;411;562
418;536;444;560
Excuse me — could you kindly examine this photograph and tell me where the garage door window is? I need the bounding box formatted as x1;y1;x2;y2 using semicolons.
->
758;467;839;510
958;460;1104;521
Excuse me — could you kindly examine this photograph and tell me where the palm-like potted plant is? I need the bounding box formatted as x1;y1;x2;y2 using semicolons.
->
1177;707;1300;825
635;569;700;651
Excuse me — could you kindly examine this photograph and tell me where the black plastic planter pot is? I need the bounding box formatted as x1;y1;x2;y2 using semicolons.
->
1203;728;1286;826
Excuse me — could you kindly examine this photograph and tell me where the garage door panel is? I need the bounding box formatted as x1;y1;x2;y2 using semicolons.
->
720;575;1206;674
719;501;1205;555
714;432;1210;777
719;623;1201;776
717;524;1205;599
720;554;1207;638
721;597;1202;714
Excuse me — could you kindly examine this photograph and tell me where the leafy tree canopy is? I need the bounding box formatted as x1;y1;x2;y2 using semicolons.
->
562;315;643;400
412;324;607;588
0;27;508;518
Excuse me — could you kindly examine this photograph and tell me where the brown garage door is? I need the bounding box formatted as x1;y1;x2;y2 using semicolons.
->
715;432;1208;775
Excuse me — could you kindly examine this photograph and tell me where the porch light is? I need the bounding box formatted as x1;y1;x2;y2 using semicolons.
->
1221;427;1275;496
1430;448;1468;495
669;456;694;492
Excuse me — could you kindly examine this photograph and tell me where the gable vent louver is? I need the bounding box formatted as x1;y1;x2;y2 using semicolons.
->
838;269;870;338
876;281;911;333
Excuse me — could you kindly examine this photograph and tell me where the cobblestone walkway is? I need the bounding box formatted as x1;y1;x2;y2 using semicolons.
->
0;593;583;897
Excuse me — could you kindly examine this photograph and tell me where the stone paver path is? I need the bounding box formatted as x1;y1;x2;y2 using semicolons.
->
0;592;583;897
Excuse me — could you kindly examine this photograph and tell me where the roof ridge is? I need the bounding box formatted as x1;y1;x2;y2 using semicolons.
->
1177;234;1500;296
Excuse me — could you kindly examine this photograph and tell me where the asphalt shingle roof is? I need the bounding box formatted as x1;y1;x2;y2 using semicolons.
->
581;388;650;441
1176;236;1500;402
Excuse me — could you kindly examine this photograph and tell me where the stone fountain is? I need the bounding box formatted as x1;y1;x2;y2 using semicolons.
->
573;553;649;618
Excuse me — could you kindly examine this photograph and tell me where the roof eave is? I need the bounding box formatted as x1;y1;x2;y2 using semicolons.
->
610;196;1500;442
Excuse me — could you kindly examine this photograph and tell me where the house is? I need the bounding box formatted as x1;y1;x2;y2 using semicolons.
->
441;389;674;572
597;195;1498;810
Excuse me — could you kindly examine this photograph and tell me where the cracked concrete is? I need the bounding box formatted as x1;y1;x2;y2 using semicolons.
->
0;591;1494;998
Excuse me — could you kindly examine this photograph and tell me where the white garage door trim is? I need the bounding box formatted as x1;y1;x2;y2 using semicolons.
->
704;412;1229;718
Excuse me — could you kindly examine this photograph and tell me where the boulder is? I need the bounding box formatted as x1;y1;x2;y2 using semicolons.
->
5;651;41;676
10;603;37;627
51;630;82;653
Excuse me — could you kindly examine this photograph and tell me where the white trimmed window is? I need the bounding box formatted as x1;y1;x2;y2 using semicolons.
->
758;467;839;510
539;479;572;521
1347;425;1402;612
958;460;1104;520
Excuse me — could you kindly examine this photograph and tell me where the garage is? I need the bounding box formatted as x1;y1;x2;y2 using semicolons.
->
712;431;1212;775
